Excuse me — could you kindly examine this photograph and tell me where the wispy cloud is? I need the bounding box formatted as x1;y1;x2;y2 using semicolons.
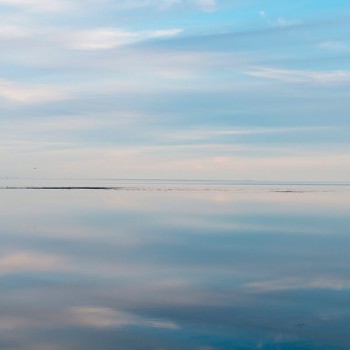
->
110;0;217;12
247;67;350;84
317;40;350;52
274;17;300;27
0;0;348;181
67;27;182;50
194;0;216;12
0;0;72;12
159;0;182;10
0;80;69;103
161;126;338;142
0;25;31;39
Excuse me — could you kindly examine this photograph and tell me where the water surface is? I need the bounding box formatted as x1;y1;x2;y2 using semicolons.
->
0;182;349;349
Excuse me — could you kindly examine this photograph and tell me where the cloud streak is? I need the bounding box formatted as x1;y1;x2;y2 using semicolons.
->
0;0;349;181
0;0;72;12
247;67;350;84
0;80;71;103
67;28;183;50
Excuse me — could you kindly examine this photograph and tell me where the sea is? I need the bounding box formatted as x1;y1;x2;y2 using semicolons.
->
0;179;349;349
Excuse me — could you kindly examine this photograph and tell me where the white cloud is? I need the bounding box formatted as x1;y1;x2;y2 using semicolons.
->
1;140;349;181
194;0;216;12
163;126;337;142
67;27;182;50
111;0;217;12
0;80;69;103
275;17;299;27
247;67;350;84
318;40;350;52
109;0;153;11
0;25;31;38
159;0;182;10
0;0;72;12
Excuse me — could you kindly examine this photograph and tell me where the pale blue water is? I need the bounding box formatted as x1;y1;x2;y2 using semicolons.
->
0;181;349;349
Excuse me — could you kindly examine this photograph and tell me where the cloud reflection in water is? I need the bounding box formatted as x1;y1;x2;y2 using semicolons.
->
0;186;349;349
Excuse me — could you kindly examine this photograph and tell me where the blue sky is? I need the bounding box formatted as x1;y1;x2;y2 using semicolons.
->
0;0;349;181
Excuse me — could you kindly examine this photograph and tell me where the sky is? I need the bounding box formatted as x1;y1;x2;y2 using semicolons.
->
0;0;349;181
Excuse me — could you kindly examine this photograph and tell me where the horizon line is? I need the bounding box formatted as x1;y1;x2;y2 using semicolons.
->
1;178;350;185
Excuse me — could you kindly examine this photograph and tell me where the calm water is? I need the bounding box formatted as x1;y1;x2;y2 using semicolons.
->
0;182;350;349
